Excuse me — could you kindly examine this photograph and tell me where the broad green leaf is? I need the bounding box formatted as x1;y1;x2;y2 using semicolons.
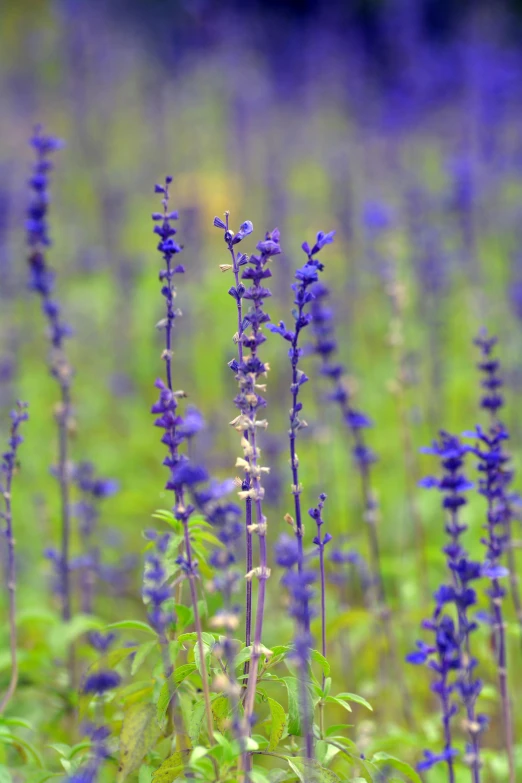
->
335;693;372;711
370;753;422;783
156;682;172;725
191;530;224;548
0;733;43;766
173;604;193;629
211;695;229;732
310;650;330;678
47;743;71;758
286;757;341;782
0;717;32;730
108;620;156;635
188;701;206;746
325;696;351;713
189;747;208;765
267;698;286;751
325;725;354;737
152;751;190;783
250;770;271;783
177;632;197;645
234;646;253;669
118;703;161;781
281;677;301;736
174;663;197;686
139;765;154;783
132;640;158;675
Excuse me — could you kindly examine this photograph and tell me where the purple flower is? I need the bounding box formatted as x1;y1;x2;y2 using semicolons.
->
83;670;121;694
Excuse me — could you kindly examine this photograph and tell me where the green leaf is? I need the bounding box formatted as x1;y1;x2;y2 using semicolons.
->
188;701;206;746
0;717;32;730
173;604;193;630
50;614;105;652
234;646;253;669
47;743;72;758
325;696;351;713
0;766;12;783
193;635;213;679
249;770;271;783
108;620;156;635
192;530;224;548
211;695;229;732
325;725;353;737
139;765;154;783
335;693;372;711
132;640;158;676
370;753;422;783
174;663;197;686
310;650;330;678
286;757;341;782
0;733;43;766
118;703;161;781
281;677;301;736
267;698;286;751
152;751;190;783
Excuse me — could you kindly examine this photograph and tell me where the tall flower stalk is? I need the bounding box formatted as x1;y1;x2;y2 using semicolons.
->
420;432;484;782
0;401;28;714
471;333;515;782
469;423;515;782
214;213;254;658
275;534;316;759
231;229;281;725
269;231;334;590
474;333;522;638
310;493;331;738
407;614;460;781
26;126;73;622
151;178;213;746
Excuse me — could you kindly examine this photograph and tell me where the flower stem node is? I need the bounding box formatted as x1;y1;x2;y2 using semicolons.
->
245;566;271;582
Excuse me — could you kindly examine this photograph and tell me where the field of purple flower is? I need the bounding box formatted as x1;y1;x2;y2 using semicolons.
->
3;2;522;781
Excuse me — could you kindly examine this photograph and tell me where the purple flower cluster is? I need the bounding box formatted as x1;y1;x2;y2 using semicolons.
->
418;432;484;781
229;228;281;724
26;127;74;623
143;530;174;635
0;402;28;713
269;230;334;581
26;126;70;350
72;632;120;783
152;176;184;391
215;212;254;651
275;532;316;758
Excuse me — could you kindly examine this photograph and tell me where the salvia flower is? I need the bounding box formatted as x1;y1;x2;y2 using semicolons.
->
72;462;119;614
215;212;255;655
474;331;522;637
275;533;317;759
407;614;461;781
310;493;331;671
27;125;70;350
74;636;119;783
467;420;515;781
233;228;281;724
268;231;333;600
0;401;28;714
420;431;484;781
27;126;73;623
